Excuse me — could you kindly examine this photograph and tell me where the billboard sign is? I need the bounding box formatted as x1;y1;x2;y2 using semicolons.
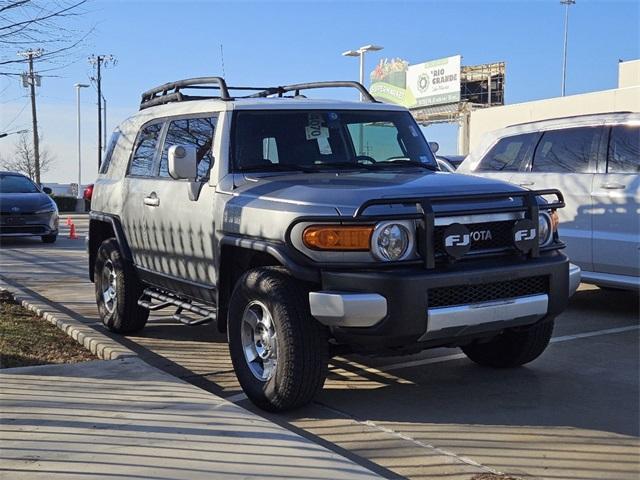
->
370;55;461;108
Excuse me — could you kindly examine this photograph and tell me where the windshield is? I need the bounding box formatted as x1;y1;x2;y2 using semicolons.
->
0;174;39;193
232;110;437;172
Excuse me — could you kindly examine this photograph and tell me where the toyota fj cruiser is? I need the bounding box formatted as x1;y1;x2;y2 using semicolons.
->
88;77;580;411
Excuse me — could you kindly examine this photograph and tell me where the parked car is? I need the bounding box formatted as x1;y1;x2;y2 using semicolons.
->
436;157;456;172
0;171;59;243
458;112;639;290
437;154;466;169
88;77;579;412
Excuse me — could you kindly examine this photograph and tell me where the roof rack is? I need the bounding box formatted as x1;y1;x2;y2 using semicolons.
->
506;111;634;128
139;78;377;110
249;81;378;103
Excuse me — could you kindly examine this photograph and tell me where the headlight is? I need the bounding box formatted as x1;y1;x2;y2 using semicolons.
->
538;212;554;246
371;221;415;261
35;205;56;214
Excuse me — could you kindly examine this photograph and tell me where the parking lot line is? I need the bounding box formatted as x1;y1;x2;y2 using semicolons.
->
550;325;639;343
350;324;640;375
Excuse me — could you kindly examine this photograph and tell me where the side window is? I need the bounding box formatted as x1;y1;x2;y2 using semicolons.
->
476;133;539;172
159;116;216;180
99;130;121;174
128;123;162;177
532;127;600;173
608;125;640;173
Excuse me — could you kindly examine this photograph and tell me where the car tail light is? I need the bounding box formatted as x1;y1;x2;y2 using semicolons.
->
83;184;94;201
303;225;373;251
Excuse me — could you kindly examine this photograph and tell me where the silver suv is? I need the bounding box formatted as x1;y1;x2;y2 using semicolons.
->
88;78;579;411
459;112;639;290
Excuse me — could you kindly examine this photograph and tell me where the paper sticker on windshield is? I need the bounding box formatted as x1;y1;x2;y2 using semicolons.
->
306;113;329;140
409;125;419;137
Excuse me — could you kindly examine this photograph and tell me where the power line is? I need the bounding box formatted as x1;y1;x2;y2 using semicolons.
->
1;100;29;131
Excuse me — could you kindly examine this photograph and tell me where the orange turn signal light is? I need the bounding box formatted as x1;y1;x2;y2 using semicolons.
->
303;225;374;251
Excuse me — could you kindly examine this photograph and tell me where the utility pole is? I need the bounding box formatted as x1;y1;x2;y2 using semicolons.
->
18;48;43;184
89;54;116;168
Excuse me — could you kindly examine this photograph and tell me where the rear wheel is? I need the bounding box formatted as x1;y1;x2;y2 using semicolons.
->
228;267;329;412
461;320;554;368
94;238;148;334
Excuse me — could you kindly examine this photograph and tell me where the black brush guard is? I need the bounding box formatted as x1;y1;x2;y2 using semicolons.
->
285;189;565;270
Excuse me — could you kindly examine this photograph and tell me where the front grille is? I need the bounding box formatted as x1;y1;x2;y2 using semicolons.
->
0;225;46;234
434;220;516;257
428;276;548;308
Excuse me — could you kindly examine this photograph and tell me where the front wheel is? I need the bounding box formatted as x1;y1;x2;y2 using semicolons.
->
228;267;329;412
41;233;57;243
461;319;554;368
94;238;149;334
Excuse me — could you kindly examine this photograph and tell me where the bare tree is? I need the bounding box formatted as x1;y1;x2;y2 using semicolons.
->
0;0;92;77
0;132;54;180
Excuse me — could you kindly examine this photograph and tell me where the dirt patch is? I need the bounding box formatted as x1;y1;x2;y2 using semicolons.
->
0;290;97;368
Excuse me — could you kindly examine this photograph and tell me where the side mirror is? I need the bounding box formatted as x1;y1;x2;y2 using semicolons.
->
168;145;197;181
42;187;52;195
428;142;440;154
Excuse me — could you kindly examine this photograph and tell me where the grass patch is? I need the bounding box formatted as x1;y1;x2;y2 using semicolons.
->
0;291;96;369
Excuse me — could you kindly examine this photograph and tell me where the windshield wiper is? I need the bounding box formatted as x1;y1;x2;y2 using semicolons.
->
311;161;376;171
238;163;316;173
370;159;438;171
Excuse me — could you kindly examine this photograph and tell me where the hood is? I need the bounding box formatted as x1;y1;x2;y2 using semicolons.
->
232;170;526;215
0;192;56;214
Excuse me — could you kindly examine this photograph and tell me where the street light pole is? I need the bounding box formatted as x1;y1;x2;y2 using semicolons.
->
75;84;89;200
561;0;576;97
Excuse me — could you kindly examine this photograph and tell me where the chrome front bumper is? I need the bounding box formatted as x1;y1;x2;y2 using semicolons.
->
309;291;387;327
569;263;581;296
419;294;548;340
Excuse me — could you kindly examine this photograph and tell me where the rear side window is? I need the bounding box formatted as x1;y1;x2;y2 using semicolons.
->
99;130;121;174
159;117;216;180
532;127;600;173
608;125;640;173
128;123;163;177
476;133;539;172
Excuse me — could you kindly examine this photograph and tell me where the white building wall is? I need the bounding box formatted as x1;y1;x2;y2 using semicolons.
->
619;59;640;88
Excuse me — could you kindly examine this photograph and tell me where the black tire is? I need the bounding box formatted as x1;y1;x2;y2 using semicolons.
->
94;238;148;334
41;234;57;243
227;267;329;412
461;320;554;368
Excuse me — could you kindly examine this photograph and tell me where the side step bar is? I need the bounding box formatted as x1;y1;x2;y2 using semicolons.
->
138;288;216;326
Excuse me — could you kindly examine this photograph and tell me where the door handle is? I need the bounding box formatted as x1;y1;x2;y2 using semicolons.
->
143;193;160;207
599;183;625;190
519;181;535;187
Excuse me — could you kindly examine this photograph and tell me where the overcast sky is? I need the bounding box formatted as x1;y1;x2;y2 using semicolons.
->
1;0;638;184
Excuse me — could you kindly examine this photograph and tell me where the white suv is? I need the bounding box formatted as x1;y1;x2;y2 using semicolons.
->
459;112;639;290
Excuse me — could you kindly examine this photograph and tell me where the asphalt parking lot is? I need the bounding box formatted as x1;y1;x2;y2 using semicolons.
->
1;214;638;480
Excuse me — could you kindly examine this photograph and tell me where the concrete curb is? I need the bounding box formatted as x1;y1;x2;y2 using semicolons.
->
0;280;136;361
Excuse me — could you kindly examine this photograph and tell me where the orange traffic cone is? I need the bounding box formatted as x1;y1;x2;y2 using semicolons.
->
69;220;78;240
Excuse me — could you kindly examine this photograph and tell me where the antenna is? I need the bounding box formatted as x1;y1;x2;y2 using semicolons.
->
220;44;226;78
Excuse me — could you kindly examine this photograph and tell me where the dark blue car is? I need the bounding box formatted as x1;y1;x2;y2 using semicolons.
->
0;171;59;243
